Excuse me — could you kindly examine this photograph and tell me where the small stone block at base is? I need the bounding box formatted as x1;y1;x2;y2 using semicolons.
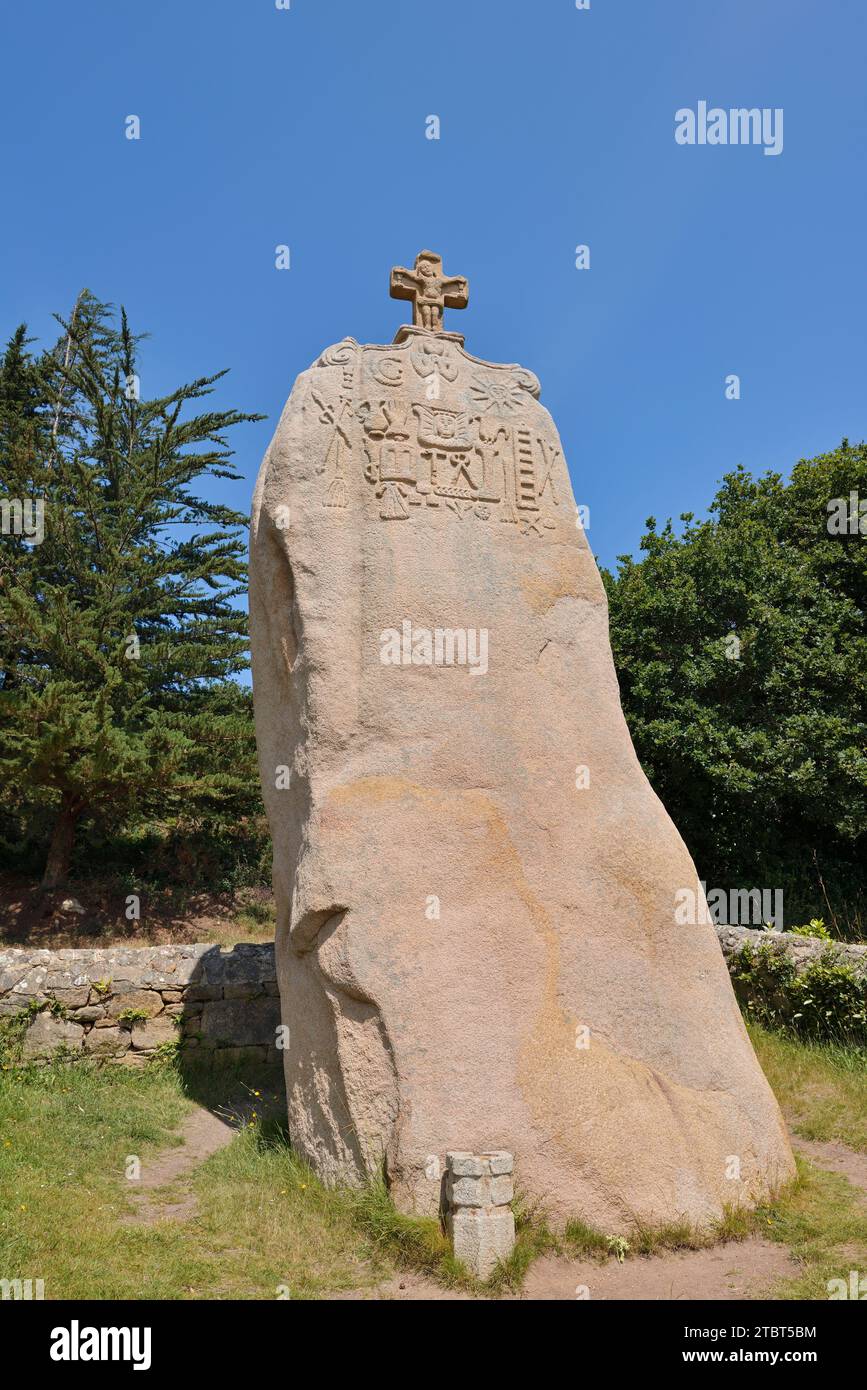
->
446;1209;516;1281
444;1150;516;1276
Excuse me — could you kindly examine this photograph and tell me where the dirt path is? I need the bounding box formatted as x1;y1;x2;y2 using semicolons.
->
507;1136;867;1300
119;1102;867;1296
339;1274;473;1301
361;1238;798;1302
372;1137;867;1301
520;1239;795;1301
125;1101;247;1224
794;1137;867;1198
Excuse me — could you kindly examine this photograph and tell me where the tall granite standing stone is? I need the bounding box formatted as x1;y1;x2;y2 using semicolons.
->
249;251;795;1229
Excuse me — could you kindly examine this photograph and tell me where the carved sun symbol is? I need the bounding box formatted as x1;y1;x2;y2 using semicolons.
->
469;374;525;416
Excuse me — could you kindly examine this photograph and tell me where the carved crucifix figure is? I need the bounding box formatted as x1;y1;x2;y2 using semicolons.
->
390;249;469;332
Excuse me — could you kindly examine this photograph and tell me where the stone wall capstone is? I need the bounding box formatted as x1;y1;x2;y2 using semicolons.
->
0;943;279;1065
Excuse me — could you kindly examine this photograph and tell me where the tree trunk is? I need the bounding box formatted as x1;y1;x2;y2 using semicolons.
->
41;794;82;892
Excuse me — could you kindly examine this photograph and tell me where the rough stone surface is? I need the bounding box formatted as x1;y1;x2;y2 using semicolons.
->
447;1152;484;1178
447;1175;490;1208
489;1175;515;1206
107;989;163;1020
445;1151;516;1211
50;986;90;1009
129;1015;178;1051
447;1208;516;1280
0;944;277;1065
21;1013;84;1059
198;997;281;1048
444;1150;516;1277
84;1025;130;1056
249;276;796;1230
70;1005;104;1023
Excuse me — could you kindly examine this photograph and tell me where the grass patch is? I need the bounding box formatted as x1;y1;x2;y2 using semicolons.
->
0;1055;561;1299
750;1022;867;1152
343;1177;467;1287
563;1217;615;1259
335;1181;557;1294
761;1156;867;1300
228;898;276;943
0;1059;386;1300
485;1198;558;1293
190;898;276;947
2;1025;865;1300
561;1199;772;1263
0;1061;192;1298
183;1128;387;1300
0;1007;35;1065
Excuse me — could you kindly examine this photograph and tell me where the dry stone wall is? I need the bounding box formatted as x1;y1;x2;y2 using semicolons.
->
716;924;867;980
0;943;279;1065
2;929;860;1067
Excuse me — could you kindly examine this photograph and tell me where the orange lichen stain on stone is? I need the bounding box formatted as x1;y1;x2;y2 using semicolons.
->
433;796;587;1127
486;808;714;1189
328;775;432;809
328;778;520;826
322;777;723;1200
328;776;573;1012
520;553;602;615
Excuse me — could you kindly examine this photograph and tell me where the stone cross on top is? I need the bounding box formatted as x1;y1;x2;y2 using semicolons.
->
390;250;469;333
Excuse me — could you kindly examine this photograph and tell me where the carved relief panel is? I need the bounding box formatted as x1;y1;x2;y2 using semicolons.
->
311;337;561;536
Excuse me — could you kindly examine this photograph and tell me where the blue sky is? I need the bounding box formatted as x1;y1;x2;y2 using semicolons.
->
1;0;865;574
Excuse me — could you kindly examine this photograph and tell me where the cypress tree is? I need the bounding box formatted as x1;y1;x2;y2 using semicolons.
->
0;292;264;889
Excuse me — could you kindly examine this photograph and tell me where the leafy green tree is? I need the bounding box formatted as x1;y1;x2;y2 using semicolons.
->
603;442;867;935
0;291;264;889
